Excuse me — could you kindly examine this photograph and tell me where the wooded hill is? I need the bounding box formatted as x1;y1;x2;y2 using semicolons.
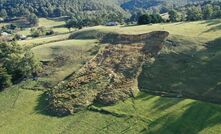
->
0;0;128;22
0;0;218;21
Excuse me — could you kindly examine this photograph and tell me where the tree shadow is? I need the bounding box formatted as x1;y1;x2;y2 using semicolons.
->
201;19;221;33
150;97;183;113
34;92;64;117
143;101;221;134
200;19;221;26
138;37;221;104
135;92;155;100
204;24;221;33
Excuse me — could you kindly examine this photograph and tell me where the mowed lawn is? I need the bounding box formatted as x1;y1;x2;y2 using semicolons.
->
0;88;221;134
17;33;71;46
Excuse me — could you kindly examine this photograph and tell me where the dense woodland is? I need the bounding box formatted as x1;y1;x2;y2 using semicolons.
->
0;0;128;24
137;1;221;25
121;0;217;11
0;0;219;25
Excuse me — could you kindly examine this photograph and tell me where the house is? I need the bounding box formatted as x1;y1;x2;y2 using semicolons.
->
1;32;11;36
19;35;27;40
106;21;119;26
0;18;4;22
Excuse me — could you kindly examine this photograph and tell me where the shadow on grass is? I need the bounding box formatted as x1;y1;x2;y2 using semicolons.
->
138;37;221;104
200;19;221;26
150;97;183;113
34;92;64;117
204;24;221;33
143;101;221;134
201;19;221;33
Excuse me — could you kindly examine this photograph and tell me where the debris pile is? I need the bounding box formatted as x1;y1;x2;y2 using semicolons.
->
47;31;169;116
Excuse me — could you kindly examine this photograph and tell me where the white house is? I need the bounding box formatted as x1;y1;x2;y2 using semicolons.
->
106;22;119;26
1;32;11;36
0;18;4;22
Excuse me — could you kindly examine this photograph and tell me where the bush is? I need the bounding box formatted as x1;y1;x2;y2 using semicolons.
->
138;13;163;25
31;27;54;37
0;67;12;91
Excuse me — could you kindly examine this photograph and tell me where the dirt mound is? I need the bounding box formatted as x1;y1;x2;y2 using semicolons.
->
47;31;169;116
101;31;169;44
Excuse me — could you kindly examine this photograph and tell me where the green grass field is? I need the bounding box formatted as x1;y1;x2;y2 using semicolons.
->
73;19;221;41
17;33;71;47
16;18;70;36
31;39;98;85
1;19;221;133
38;18;65;27
1;88;221;134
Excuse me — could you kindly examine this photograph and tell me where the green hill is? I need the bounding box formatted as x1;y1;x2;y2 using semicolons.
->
1;86;221;133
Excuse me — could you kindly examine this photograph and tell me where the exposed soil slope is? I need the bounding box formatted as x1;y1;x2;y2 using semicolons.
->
47;31;169;116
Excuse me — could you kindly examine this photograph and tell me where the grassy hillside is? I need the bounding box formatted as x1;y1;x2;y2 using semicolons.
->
18;33;70;47
71;19;221;41
17;18;70;37
20;39;99;90
1;88;221;134
1;19;221;133
32;39;98;81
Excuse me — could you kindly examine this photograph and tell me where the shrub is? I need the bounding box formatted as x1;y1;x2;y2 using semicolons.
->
0;67;12;91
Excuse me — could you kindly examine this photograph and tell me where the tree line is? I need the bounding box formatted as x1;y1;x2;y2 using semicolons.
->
169;1;221;22
0;0;127;25
137;1;221;25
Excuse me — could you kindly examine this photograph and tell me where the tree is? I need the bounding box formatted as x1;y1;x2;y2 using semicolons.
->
202;4;214;19
213;5;221;18
138;14;152;25
0;42;42;82
169;10;178;22
27;13;39;26
0;9;8;18
53;8;63;17
19;51;42;78
150;14;163;23
30;27;46;37
138;13;163;25
65;19;77;31
0;67;12;91
186;6;203;21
